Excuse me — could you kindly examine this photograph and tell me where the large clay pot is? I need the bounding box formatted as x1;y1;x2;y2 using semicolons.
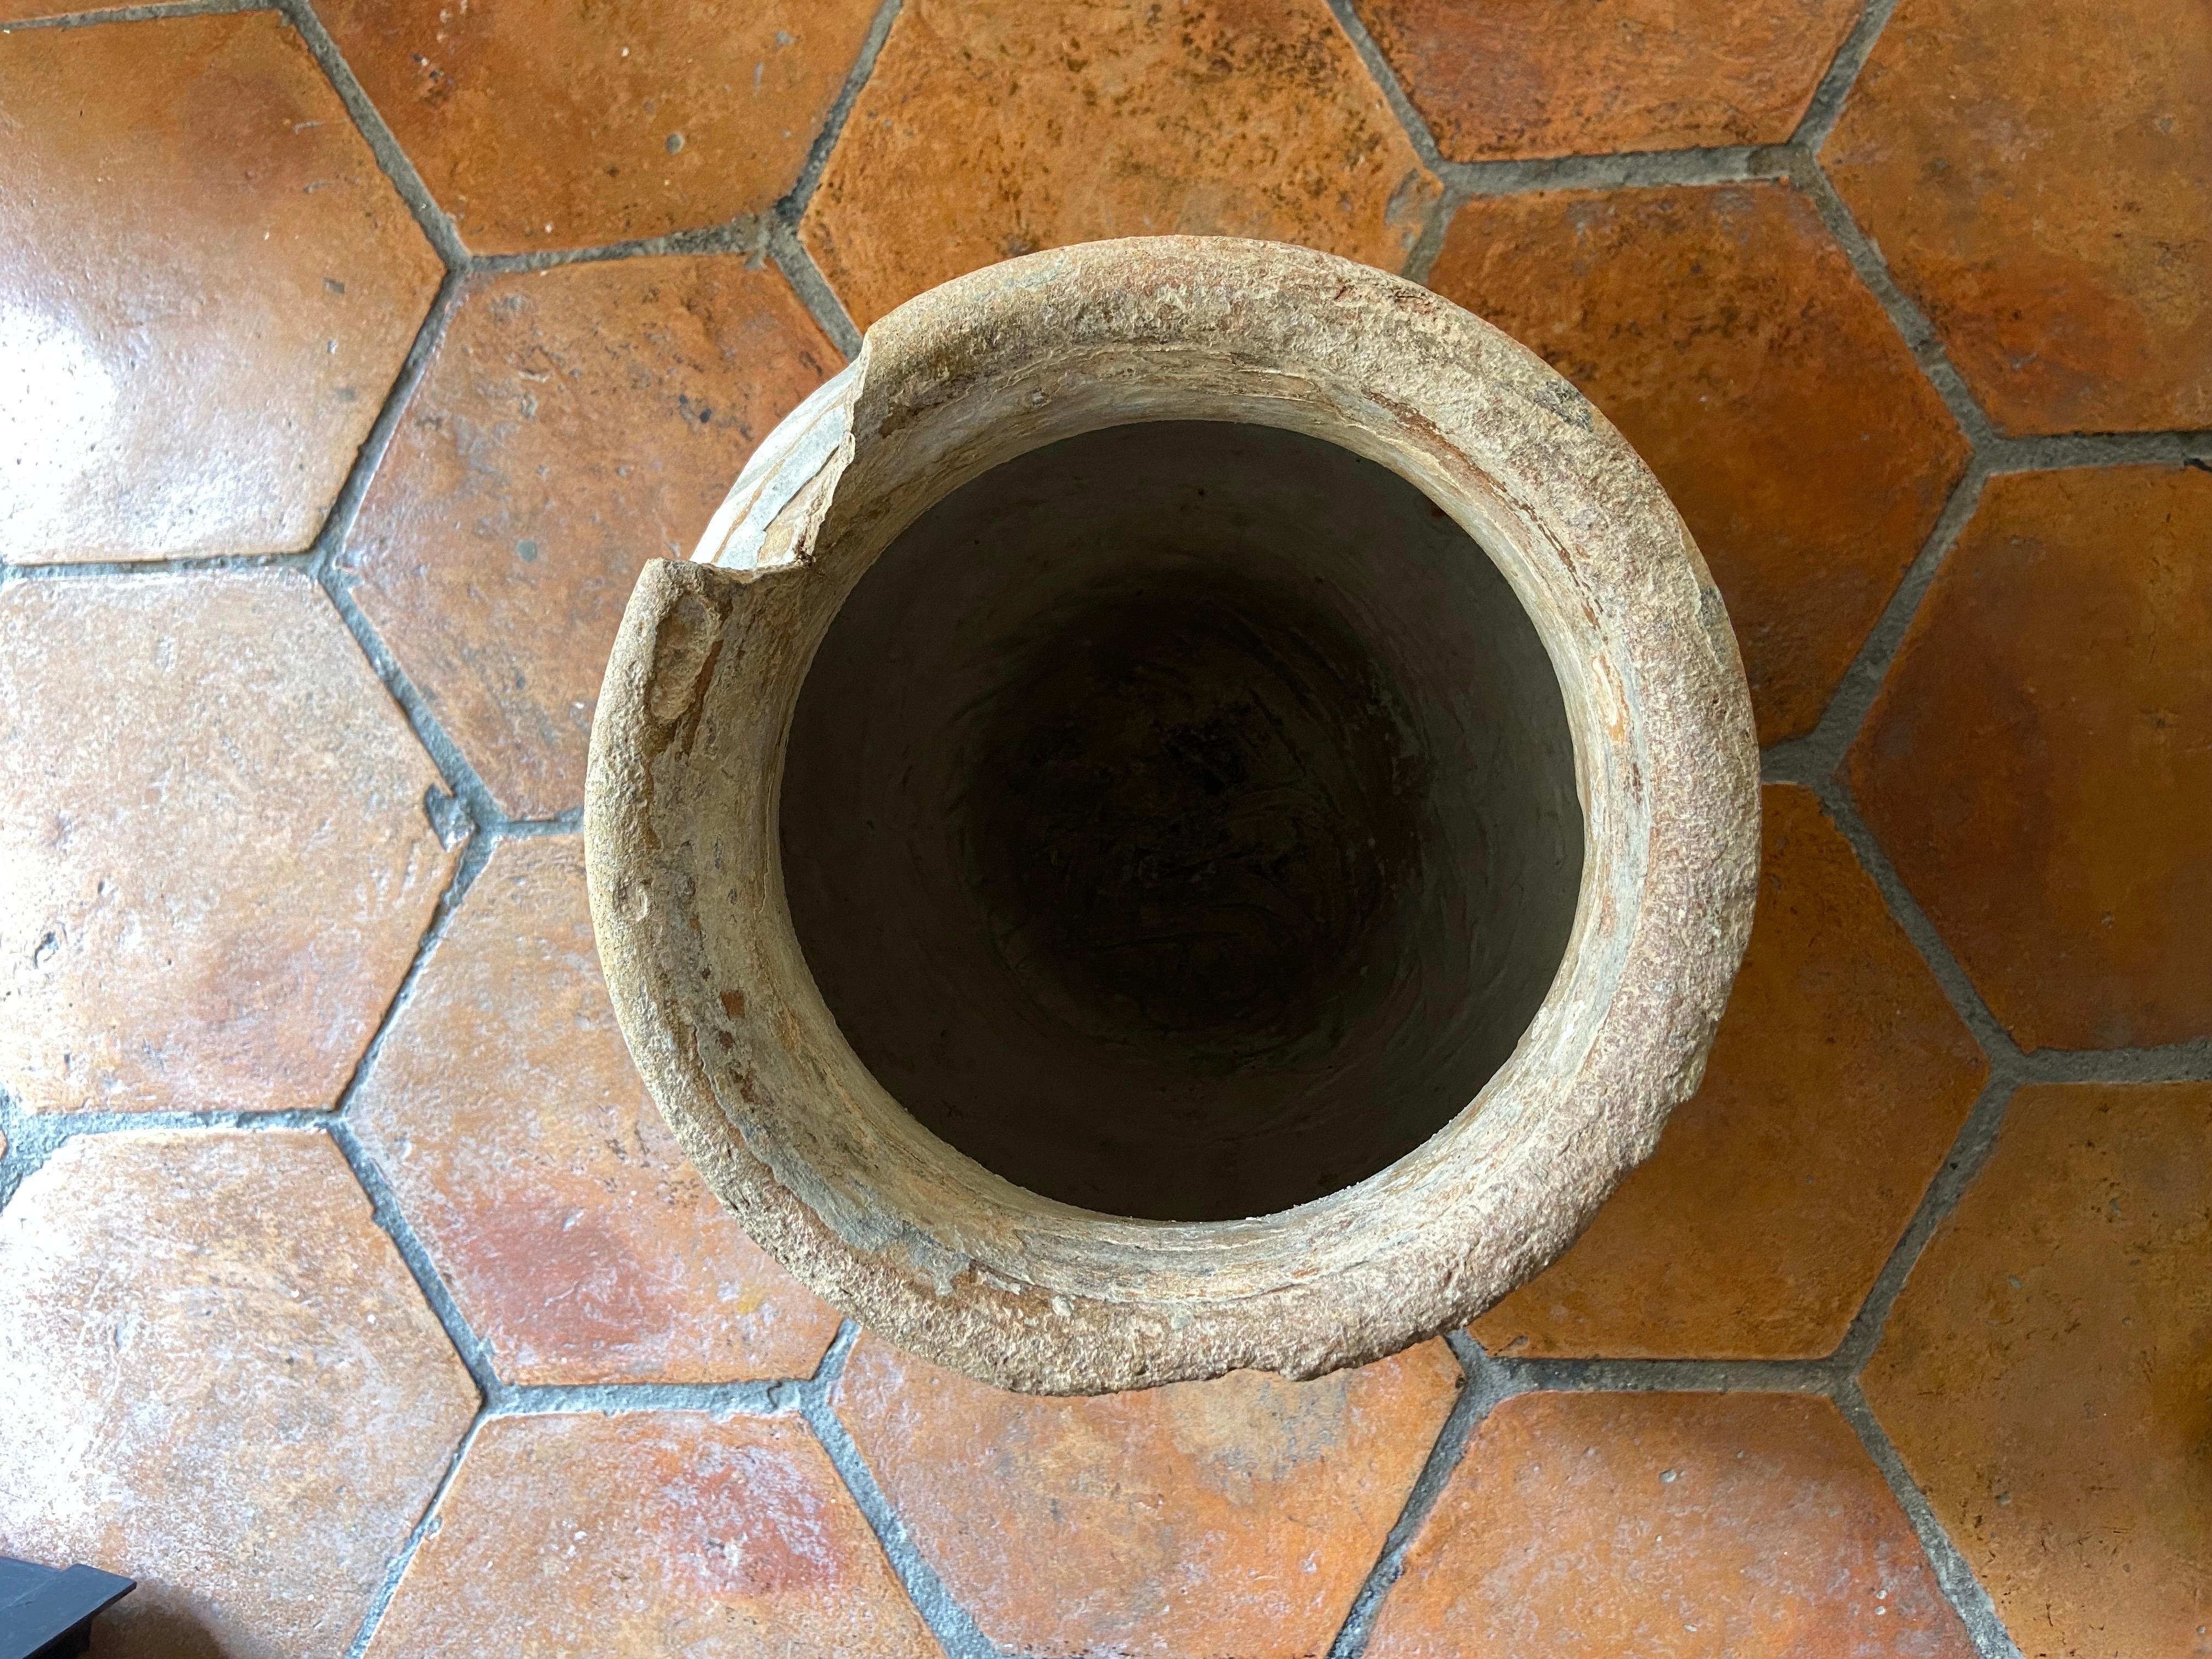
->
586;237;1758;1395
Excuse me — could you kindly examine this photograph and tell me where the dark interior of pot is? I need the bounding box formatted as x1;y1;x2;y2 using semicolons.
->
779;421;1582;1222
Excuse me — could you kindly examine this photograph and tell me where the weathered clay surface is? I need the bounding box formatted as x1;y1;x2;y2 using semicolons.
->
0;1130;477;1658
834;1334;1461;1657
0;573;459;1115
364;1411;941;1658
349;836;843;1385
586;237;1758;1393
1864;1081;2212;1658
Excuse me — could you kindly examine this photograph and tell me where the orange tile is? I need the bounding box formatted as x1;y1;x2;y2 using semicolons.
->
364;1410;940;1657
1474;786;1985;1360
1427;184;1966;744
0;1130;477;1657
1369;1391;1978;1658
833;1334;1459;1658
351;836;842;1385
0;12;441;562
798;0;1439;328
1823;0;2212;435
0;573;459;1114
1865;1081;2212;1659
341;256;837;818
1352;0;1859;160
1850;467;2212;1051
315;0;880;254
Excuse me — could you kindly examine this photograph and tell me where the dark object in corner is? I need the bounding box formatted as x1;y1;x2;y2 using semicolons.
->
0;1557;134;1659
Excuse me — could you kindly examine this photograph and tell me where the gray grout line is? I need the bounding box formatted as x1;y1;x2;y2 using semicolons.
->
0;550;319;583
1448;144;1789;198
1834;1074;2018;1373
1980;427;2212;472
781;0;903;221
1784;150;1998;445
1319;0;1452;179
465;213;775;275
325;1115;502;1394
1762;457;1988;790
341;1406;489;1659
1792;0;1901;151
768;220;865;360
1471;1350;1846;1396
0;0;265;33
795;1325;1008;1659
1834;1381;2027;1658
278;0;467;267
1325;1333;1507;1658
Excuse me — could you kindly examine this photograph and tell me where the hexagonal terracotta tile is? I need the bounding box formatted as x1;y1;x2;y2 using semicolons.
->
1352;0;1860;161
0;573;460;1115
350;835;842;1386
1865;1081;2211;1659
0;1129;477;1658
833;1333;1460;1658
1427;183;1967;744
1850;466;2212;1052
340;255;838;819
314;0;880;254
1823;0;2212;435
0;12;442;562
798;0;1440;329
1368;1391;1978;1658
1472;786;1986;1360
363;1410;940;1657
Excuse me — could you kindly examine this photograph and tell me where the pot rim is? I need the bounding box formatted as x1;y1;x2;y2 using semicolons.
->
585;236;1758;1393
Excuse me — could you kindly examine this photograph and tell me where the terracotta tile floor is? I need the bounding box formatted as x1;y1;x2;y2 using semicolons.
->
1;3;2206;1656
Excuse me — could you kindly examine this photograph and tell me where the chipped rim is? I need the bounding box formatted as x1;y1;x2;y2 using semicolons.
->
586;238;1759;1394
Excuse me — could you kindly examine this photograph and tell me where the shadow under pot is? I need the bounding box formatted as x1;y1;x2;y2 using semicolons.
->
585;236;1759;1396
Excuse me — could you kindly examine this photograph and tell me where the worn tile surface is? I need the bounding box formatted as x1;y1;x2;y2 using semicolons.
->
1824;0;2212;435
1851;466;2212;1052
0;12;442;562
0;573;459;1115
1475;786;1987;1359
314;0;881;254
0;1130;476;1658
836;1334;1460;1658
364;1410;941;1658
1369;1391;1978;1658
341;256;837;818
1353;0;1860;160
799;0;1439;328
1865;1081;2212;1659
1426;183;1968;743
351;836;842;1385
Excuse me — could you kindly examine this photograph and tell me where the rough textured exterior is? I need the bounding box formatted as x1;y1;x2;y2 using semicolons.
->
585;237;1760;1393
